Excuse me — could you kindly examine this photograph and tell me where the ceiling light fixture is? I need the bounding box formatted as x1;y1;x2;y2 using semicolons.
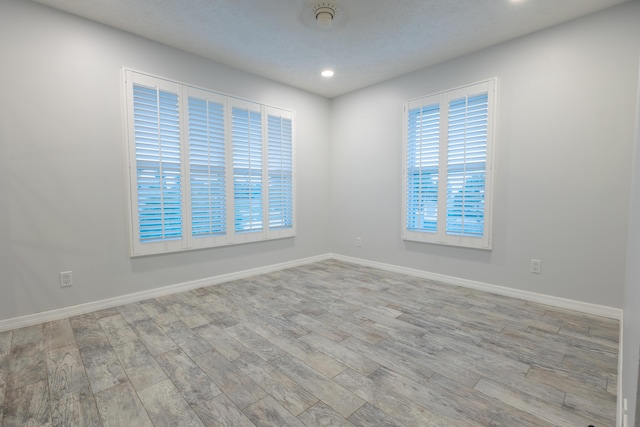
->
321;69;334;77
314;3;337;29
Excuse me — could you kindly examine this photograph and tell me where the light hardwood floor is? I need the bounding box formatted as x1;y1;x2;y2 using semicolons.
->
0;260;619;426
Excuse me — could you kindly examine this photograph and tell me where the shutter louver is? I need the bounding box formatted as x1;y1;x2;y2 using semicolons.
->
406;103;440;233
232;106;263;233
133;84;182;243
188;97;226;237
268;115;293;230
446;93;488;237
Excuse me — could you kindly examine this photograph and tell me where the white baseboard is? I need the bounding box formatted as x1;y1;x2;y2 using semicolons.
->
331;253;622;320
0;252;621;332
0;253;332;333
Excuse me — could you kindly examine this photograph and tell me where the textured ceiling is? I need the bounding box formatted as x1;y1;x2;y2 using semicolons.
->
31;0;630;98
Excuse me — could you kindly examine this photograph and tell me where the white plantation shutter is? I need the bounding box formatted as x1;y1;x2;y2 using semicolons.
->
187;89;227;247
267;108;294;232
124;70;295;256
126;71;185;255
134;85;182;243
446;93;488;237
403;79;495;249
232;101;263;234
406;101;440;233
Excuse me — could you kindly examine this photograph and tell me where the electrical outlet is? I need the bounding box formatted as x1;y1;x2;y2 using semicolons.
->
530;259;542;274
355;237;362;247
60;271;72;288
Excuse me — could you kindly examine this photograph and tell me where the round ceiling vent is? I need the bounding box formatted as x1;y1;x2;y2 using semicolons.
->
300;1;347;31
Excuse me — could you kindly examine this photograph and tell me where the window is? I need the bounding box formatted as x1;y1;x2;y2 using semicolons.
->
124;70;295;256
402;79;496;249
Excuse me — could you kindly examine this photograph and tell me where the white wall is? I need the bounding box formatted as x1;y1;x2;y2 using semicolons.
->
0;0;332;320
329;2;640;309
622;49;640;427
0;73;11;319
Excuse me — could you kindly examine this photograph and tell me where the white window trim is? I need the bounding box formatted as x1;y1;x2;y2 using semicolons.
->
122;69;296;257
402;78;497;250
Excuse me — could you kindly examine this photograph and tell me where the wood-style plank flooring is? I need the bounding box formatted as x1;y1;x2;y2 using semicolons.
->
0;260;619;426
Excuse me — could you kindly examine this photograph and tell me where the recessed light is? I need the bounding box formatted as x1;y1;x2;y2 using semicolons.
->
321;69;334;77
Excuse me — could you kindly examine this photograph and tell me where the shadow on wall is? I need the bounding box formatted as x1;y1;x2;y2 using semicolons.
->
403;240;493;264
129;237;297;274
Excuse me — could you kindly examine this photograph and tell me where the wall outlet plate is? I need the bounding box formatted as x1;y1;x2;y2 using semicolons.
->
530;259;542;274
60;271;72;287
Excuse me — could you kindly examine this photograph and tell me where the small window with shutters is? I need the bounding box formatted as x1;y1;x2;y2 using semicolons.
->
123;70;295;256
402;79;496;250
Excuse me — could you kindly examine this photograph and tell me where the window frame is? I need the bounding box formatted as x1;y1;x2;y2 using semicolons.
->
401;78;497;250
123;69;295;256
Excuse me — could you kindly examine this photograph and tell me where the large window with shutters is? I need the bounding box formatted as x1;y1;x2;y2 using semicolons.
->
402;79;496;249
124;70;295;256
